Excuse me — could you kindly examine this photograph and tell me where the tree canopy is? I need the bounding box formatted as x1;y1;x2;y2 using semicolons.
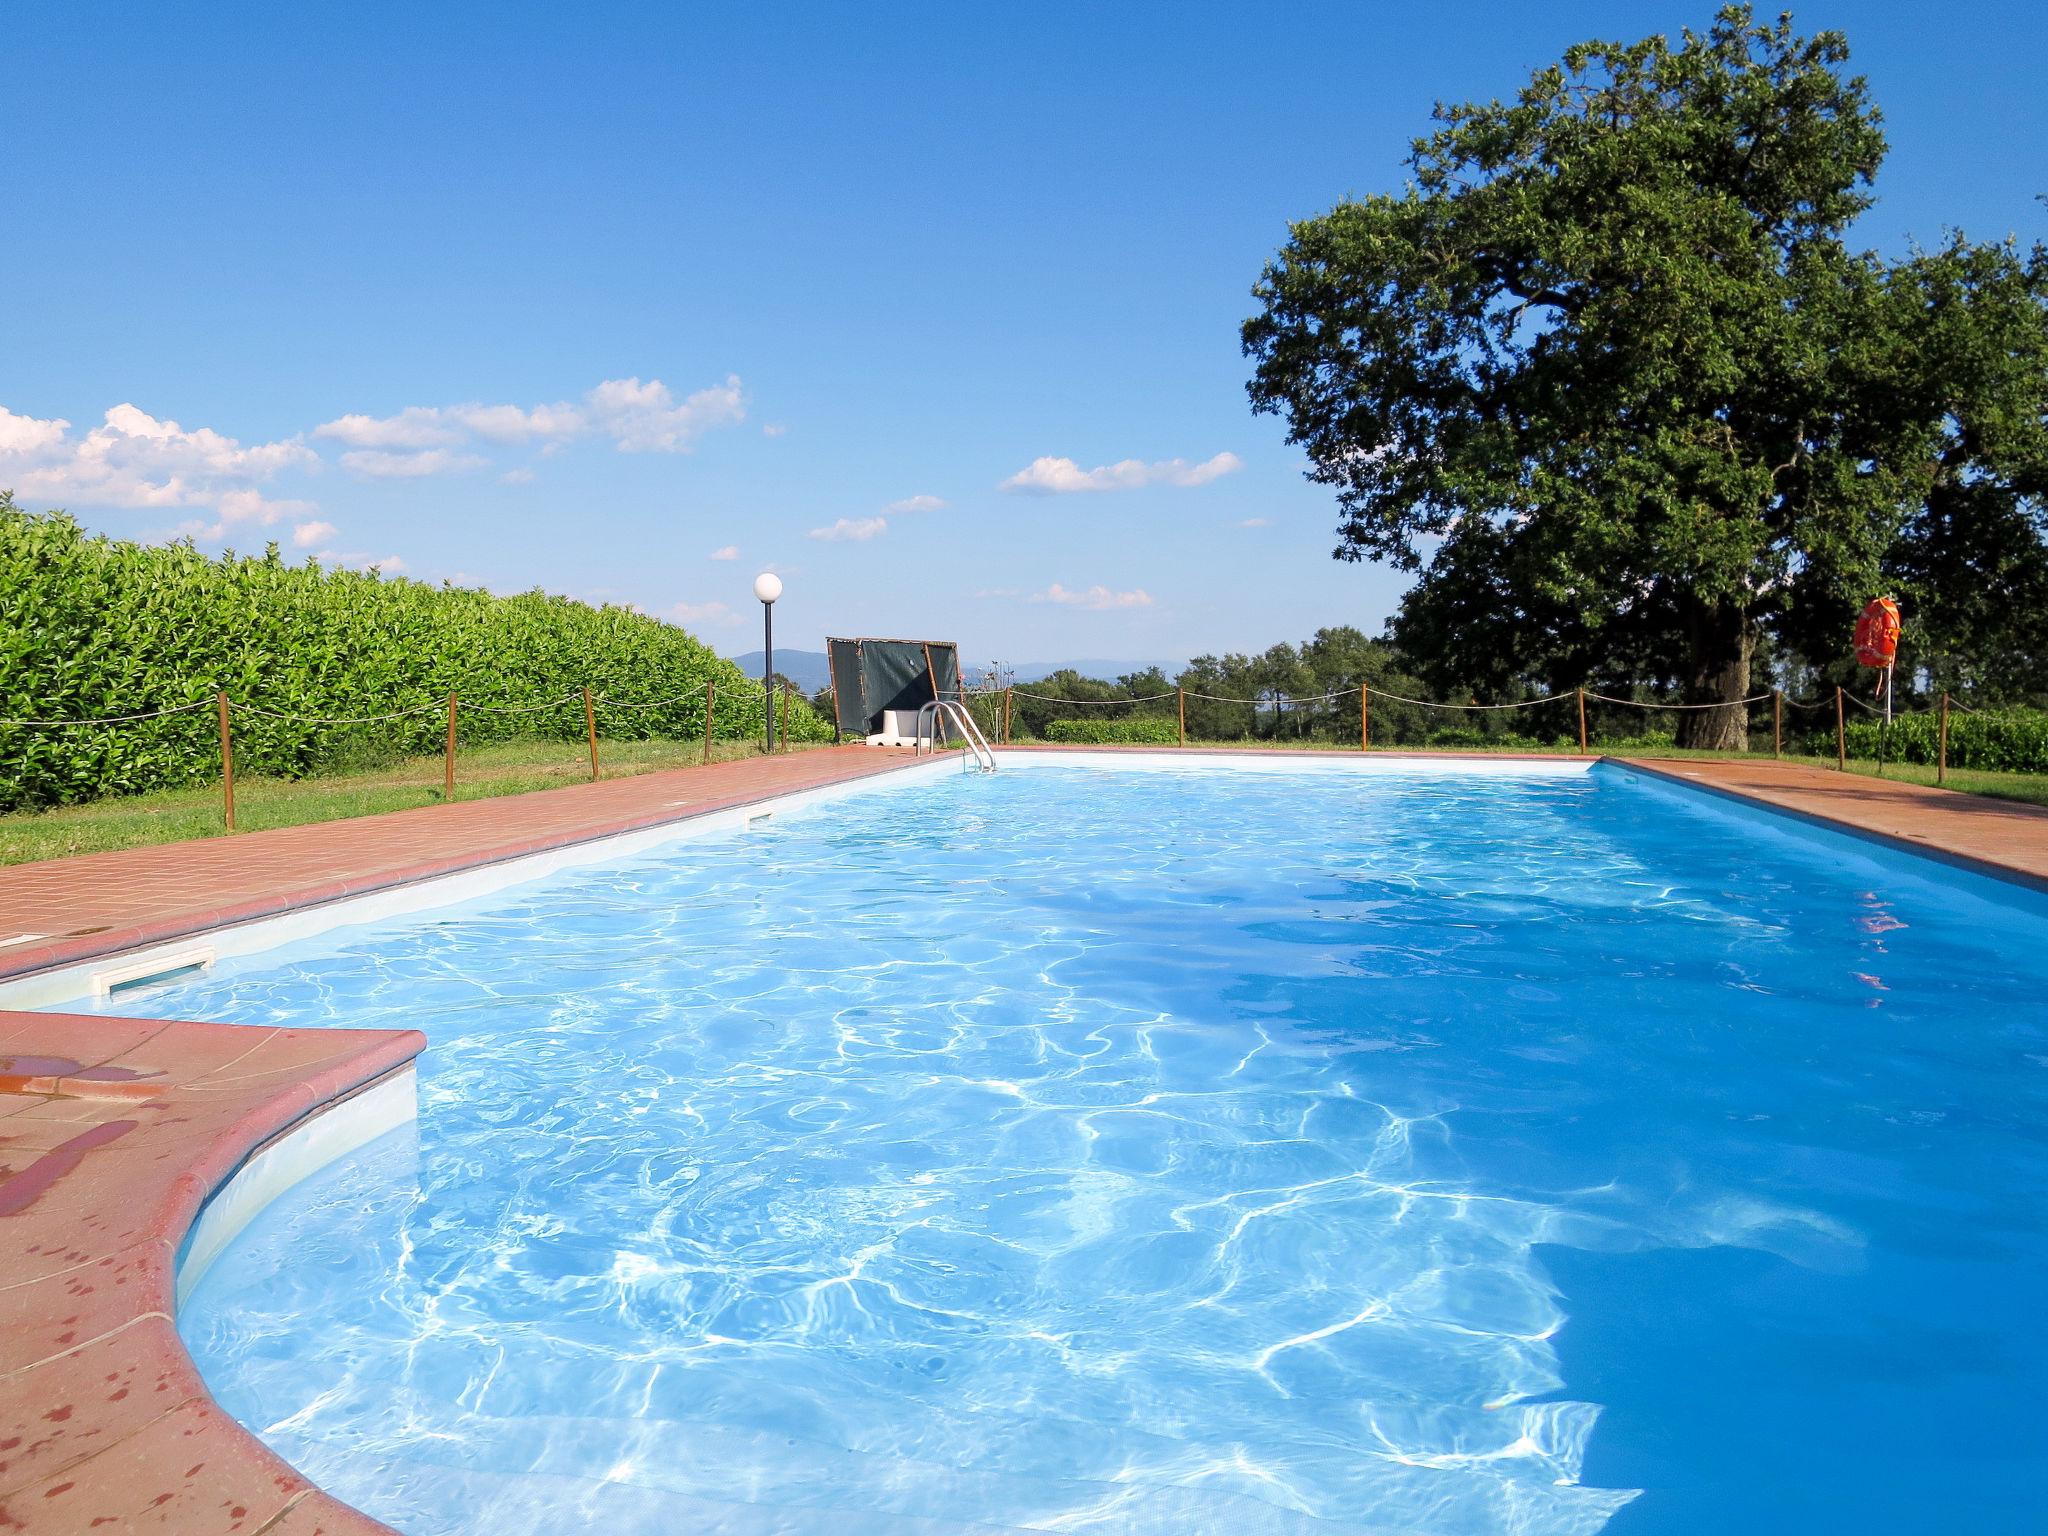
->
1244;4;2048;744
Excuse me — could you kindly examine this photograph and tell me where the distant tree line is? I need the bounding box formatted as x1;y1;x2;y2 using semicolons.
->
983;627;1595;748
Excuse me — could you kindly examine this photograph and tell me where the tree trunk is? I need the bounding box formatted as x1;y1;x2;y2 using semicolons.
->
1675;599;1754;750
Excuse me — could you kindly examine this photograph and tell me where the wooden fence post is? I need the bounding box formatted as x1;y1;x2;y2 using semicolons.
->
1938;692;1950;785
1576;688;1588;753
780;684;791;752
1835;686;1847;770
1361;687;1370;752
584;687;600;781
215;690;235;832
1177;688;1186;747
1772;689;1782;759
702;680;717;763
444;692;458;801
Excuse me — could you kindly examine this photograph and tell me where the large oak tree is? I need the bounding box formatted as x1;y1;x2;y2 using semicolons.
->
1243;5;2048;745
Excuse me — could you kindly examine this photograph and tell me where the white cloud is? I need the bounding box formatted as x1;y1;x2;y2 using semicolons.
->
584;375;745;452
313;407;458;451
709;545;740;561
669;599;739;627
450;402;585;443
340;448;488;479
885;494;947;514
499;466;535;485
1239;516;1270;528
0;401;318;523
0;405;70;456
292;519;337;547
808;515;888;542
1000;451;1243;495
309;374;747;476
761;423;788;438
1033;582;1154;610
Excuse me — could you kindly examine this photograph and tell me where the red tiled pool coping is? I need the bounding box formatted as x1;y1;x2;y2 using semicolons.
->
0;1010;423;1533
1619;757;2048;894
0;745;920;987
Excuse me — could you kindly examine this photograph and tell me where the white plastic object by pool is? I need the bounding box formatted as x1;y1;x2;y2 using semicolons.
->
866;708;925;747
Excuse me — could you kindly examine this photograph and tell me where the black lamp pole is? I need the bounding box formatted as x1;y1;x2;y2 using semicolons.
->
754;572;782;753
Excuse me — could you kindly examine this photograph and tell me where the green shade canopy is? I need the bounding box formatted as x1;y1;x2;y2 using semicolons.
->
825;637;963;737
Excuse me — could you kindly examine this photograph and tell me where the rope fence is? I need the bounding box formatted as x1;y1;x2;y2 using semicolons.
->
974;678;1979;784
1;669;1997;834
0;675;822;831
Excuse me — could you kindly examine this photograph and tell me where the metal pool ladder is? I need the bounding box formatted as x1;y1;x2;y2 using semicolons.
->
914;699;998;772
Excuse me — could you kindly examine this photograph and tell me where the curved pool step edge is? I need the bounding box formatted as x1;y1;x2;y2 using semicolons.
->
175;1064;418;1309
0;1012;422;1535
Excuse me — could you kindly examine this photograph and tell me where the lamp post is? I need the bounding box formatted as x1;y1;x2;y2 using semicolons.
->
754;571;782;753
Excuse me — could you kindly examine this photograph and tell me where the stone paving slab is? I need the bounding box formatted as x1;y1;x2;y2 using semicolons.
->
0;745;916;985
0;1013;422;1535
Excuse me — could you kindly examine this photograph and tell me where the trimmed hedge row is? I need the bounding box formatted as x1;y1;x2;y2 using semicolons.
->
1836;708;2048;773
0;500;831;811
1043;717;1183;745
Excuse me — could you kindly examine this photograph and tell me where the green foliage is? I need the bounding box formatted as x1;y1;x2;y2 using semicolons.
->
1836;708;2048;774
1043;717;1182;746
1009;627;1458;747
0;499;831;811
1419;728;1548;751
1243;4;2048;744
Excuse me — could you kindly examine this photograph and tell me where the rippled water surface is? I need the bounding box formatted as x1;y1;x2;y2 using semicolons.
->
78;759;2048;1533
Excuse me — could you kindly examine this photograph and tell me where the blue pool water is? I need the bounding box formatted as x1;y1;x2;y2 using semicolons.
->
69;759;2048;1533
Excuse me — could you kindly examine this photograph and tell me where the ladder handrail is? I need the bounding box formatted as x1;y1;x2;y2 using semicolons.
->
914;698;997;772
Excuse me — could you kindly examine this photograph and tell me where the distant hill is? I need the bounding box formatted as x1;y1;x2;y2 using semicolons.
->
726;648;1187;694
729;648;833;692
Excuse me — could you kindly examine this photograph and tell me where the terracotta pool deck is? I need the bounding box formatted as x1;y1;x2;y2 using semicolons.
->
0;744;918;986
1621;756;2048;892
3;745;2046;1533
0;1012;423;1533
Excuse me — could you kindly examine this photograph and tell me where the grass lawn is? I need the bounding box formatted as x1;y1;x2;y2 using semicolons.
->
0;737;832;865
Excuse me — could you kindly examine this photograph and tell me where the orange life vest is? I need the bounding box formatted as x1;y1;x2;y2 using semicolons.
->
1853;597;1901;669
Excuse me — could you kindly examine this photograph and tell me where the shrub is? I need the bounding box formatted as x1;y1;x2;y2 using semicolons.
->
1422;727;1549;750
1044;717;1183;745
0;500;833;811
1835;707;2048;773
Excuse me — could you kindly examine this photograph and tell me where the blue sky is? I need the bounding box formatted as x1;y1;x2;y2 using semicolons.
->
5;2;2043;667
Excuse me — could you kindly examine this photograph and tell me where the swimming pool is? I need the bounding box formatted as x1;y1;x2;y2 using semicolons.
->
53;756;2048;1533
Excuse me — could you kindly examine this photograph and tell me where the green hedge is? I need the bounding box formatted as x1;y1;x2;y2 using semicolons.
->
1836;707;2048;773
0;499;832;811
1044;717;1183;745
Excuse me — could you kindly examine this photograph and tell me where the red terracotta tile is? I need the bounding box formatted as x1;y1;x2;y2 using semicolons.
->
0;1306;190;1498
257;1488;404;1535
0;1015;417;1534
0;747;917;985
0;1387;312;1534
